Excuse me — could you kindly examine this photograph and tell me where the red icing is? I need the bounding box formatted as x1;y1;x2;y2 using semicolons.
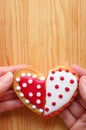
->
58;68;62;72
64;104;67;108
77;79;79;83
60;76;64;81
45;107;49;112
65;69;69;73
58;109;62;112
58;94;63;99
50;76;54;81
19;76;46;109
65;87;70;92
51;71;55;74
52;102;56;106
47;92;52;97
72;72;76;75
70;79;74;84
55;84;59;89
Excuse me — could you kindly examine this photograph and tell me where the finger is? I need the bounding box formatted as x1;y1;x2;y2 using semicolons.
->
0;90;17;102
0;64;31;76
0;72;13;97
79;76;86;103
0;99;24;113
68;101;85;118
59;109;76;129
71;64;86;76
71;114;86;130
76;95;86;109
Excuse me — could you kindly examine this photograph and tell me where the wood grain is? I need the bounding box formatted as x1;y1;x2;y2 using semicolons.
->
0;0;86;130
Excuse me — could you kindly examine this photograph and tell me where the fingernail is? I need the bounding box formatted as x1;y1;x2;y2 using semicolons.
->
4;72;13;84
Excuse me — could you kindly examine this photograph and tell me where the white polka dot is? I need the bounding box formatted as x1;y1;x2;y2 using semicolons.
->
25;99;30;104
39;109;43;113
27;73;31;76
36;99;41;104
36;92;41;97
36;84;41;89
21;73;26;77
28;92;33;97
16;86;21;91
16;78;20;82
40;76;45;80
33;74;37;78
32;105;36;109
20;93;24;97
28;79;33;84
22;83;27;88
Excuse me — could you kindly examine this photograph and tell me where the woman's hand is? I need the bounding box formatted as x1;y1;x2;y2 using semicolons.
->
60;65;86;130
0;65;30;113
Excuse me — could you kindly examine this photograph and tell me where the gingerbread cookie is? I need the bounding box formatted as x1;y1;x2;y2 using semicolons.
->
13;66;79;118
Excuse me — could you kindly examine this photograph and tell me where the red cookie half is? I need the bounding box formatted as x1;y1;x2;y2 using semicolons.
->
13;68;46;115
13;66;79;118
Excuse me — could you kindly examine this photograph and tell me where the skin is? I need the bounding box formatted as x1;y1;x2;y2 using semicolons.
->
60;65;86;130
0;64;86;130
0;65;31;113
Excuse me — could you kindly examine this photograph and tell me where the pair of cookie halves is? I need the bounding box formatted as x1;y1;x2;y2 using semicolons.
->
13;66;79;118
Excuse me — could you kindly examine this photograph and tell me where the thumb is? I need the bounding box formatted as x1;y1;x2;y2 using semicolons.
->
0;72;13;97
79;76;86;103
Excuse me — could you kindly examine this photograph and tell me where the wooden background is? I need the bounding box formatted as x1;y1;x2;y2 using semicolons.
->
0;0;86;130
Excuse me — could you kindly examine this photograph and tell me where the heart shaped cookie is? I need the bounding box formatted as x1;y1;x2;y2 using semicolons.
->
13;66;79;118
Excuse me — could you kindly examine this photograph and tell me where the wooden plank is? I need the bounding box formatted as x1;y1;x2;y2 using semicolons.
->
0;0;86;130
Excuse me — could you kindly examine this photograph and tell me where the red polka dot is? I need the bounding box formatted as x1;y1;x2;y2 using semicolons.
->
45;107;49;112
58;94;63;99
77;87;79;90
72;72;76;75
55;84;59;89
50;76;54;81
70;79;74;84
52;102;56;106
47;92;52;97
58;109;62;112
58;68;62;72
65;87;70;92
77;79;79;83
64;104;67;108
60;76;64;81
66;69;69;73
51;71;55;74
69;100;73;103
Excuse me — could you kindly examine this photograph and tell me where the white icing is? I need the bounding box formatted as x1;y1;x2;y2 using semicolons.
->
28;92;33;97
22;83;27;88
36;84;41;89
44;70;78;115
33;74;37;78
36;92;41;97
20;92;24;97
16;86;21;90
25;99;30;104
40;76;45;80
27;73;31;76
16;78;20;82
28;79;33;84
36;99;41;104
39;109;43;113
21;73;26;77
32;105;36;109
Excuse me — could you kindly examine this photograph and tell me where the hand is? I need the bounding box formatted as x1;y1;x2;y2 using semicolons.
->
0;65;30;113
60;65;86;130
